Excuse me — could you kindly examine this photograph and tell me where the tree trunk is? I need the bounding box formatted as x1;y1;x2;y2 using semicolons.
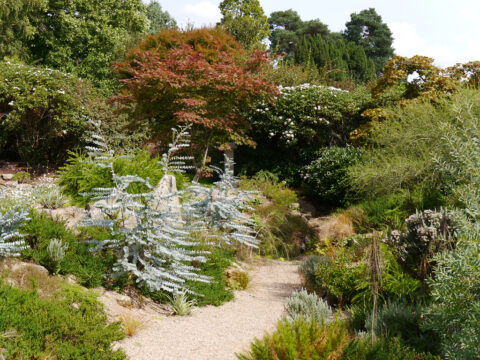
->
193;141;210;182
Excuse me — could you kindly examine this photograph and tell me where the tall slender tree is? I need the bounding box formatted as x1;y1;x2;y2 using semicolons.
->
146;1;177;34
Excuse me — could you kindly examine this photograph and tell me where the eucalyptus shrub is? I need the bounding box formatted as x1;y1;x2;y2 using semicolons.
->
0;208;29;257
286;289;333;325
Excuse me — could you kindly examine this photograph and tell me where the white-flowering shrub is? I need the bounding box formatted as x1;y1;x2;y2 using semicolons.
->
285;288;332;325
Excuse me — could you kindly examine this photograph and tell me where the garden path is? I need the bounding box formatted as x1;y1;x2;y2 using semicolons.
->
115;259;302;360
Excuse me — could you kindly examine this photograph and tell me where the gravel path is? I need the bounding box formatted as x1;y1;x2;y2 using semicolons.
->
116;260;302;360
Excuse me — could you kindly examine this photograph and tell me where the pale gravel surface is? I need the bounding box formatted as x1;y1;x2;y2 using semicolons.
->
115;260;302;360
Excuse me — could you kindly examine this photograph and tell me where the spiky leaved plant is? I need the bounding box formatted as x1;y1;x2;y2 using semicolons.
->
82;120;210;294
0;208;29;257
186;155;259;248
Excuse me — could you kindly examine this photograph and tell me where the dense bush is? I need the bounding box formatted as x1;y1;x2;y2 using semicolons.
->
302;146;362;206
286;288;333;324
301;240;419;308
387;209;456;278
0;62;108;164
237;318;350;360
21;212;115;288
341;337;440;360
0;281;126;359
348;89;480;200
237;84;371;183
364;300;440;354
422;242;480;359
58;151;185;206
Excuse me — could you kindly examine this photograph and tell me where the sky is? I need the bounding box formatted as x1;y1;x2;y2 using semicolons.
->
152;0;480;68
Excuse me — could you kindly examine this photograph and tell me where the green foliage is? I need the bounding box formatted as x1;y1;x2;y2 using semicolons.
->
364;301;440;354
29;0;148;91
422;242;480;359
302;146;362;206
239;84;371;183
341;337;440;360
263;60;326;87
236;318;350;360
349;98;453;199
0;62;106;164
386;209;456;279
343;8;394;73
58;151;183;206
21;212;113;288
0;0;47;60
144;247;235;306
294;35;376;84
146;0;176;34
11;171;31;183
219;0;270;49
301;240;419;308
285;289;333;325
0;281;126;359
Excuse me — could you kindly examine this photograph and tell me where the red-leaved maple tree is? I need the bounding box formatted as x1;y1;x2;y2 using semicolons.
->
114;27;278;179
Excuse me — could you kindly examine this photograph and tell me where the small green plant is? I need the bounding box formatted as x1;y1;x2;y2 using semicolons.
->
46;238;68;274
12;171;31;183
118;311;146;337
285;288;333;325
227;268;250;290
167;291;196;316
33;185;68;209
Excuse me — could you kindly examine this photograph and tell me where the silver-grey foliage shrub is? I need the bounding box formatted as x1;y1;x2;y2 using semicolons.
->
386;209;456;275
0;208;29;257
47;238;68;266
286;288;332;325
82;121;257;294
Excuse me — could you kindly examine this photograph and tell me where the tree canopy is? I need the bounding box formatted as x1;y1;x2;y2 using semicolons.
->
114;27;278;178
344;8;394;73
219;0;270;49
146;1;177;34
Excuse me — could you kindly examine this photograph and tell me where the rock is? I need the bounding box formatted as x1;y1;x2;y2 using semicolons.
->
116;295;133;308
41;206;86;229
66;274;78;284
1;173;13;181
9;262;49;275
152;175;180;212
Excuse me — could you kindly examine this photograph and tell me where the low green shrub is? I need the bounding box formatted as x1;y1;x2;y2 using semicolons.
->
285;289;333;325
143;247;235;307
0;281;126;359
301;240;420;308
302;146;362;206
58;151;185;206
341;337;440;360
364;301;440;354
236;318;350;360
21;212;114;287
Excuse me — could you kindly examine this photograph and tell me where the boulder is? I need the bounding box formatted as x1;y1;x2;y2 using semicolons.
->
1;173;13;181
